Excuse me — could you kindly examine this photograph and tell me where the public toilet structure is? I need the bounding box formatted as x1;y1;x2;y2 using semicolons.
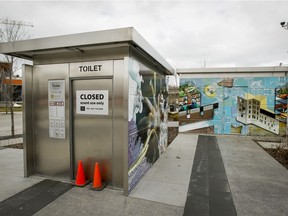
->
0;27;174;194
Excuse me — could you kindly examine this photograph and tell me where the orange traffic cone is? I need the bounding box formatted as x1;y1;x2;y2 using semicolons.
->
90;162;106;191
74;160;89;187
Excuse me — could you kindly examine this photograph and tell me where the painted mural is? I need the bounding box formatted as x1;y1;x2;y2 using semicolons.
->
179;76;287;136
128;58;168;193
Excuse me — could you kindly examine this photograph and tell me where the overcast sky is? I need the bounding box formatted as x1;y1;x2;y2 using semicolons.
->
0;0;288;69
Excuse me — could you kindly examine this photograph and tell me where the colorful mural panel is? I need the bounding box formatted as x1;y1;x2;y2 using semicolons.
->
275;85;288;123
179;76;287;136
128;58;168;192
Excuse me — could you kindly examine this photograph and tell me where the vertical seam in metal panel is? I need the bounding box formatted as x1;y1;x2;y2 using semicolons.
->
69;74;75;180
123;57;129;195
112;60;115;187
32;65;36;175
22;65;27;177
69;63;75;181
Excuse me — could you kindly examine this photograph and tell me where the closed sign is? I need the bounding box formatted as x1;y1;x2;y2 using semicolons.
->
76;90;108;115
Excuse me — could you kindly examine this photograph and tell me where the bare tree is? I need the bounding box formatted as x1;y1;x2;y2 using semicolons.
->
0;17;33;137
0;62;12;114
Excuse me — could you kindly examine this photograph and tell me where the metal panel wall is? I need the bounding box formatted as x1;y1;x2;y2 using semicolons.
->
30;49;130;190
123;57;129;195
72;78;113;183
33;64;70;180
69;60;127;189
22;64;34;177
113;60;126;189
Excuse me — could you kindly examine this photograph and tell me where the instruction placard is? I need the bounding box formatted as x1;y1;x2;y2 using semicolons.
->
76;90;109;115
48;80;65;139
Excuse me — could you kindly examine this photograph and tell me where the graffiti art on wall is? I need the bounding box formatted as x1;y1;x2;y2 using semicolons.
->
275;85;288;123
128;59;168;192
179;82;219;128
179;76;287;136
237;93;279;134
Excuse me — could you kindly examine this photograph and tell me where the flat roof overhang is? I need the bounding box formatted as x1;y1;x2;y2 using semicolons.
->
0;27;174;75
177;66;288;74
177;67;288;78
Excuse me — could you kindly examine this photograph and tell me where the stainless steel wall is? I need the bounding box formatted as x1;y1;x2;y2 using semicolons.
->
22;64;34;177
33;64;70;179
26;45;158;192
72;78;113;183
113;59;127;189
30;54;128;188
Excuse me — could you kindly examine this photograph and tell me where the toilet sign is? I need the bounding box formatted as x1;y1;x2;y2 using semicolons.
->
76;90;108;115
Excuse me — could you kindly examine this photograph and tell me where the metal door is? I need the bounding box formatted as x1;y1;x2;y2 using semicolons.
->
72;79;113;184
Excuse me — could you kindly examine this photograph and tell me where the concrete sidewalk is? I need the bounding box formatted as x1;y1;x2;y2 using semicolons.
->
0;134;287;215
0;148;183;216
0;148;42;202
130;133;198;207
218;136;288;216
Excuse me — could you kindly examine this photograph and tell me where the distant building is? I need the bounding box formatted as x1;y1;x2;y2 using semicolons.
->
0;62;22;101
1;76;22;101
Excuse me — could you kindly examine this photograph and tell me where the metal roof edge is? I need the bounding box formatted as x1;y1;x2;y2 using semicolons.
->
0;27;134;54
0;27;174;75
176;66;288;73
130;28;174;75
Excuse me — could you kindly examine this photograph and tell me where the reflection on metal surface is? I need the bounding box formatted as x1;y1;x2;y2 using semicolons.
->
33;64;70;179
72;79;113;183
23;64;33;177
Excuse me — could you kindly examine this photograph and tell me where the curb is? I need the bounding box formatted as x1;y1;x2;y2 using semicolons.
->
0;134;23;141
0;136;23;148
